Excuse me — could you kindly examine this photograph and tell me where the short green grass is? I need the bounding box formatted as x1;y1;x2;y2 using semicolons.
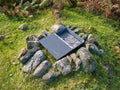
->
0;8;120;90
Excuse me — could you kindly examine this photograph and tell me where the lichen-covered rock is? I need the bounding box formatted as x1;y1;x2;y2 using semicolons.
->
70;53;82;71
26;35;38;41
23;50;46;73
86;43;104;55
33;60;51;78
86;34;98;46
42;70;60;84
50;24;66;32
53;57;72;75
27;41;40;49
77;47;97;73
18;23;28;30
20;46;40;64
26;35;39;49
18;48;27;59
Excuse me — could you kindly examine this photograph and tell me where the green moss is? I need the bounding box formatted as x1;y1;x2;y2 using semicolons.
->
0;8;120;90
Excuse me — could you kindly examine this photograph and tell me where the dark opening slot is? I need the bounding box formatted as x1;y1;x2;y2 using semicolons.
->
56;30;81;48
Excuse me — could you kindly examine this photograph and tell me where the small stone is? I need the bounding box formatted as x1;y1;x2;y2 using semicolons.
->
86;43;104;55
38;34;45;40
50;24;66;32
83;34;88;41
18;48;27;59
79;33;88;41
66;26;72;28
33;60;51;78
77;47;97;73
53;57;72;75
18;24;28;30
0;35;5;40
20;46;40;64
9;74;13;77
23;50;46;73
42;70;59;84
12;62;18;65
41;30;49;36
103;64;114;73
73;28;84;33
29;15;33;18
86;34;98;46
79;33;84;37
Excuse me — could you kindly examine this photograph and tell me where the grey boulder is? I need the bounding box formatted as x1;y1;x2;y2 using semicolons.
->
20;46;40;64
77;47;97;73
27;41;40;49
86;43;104;55
53;57;72;75
42;70;59;84
26;35;39;49
26;35;38;41
23;50;46;73
33;60;51;78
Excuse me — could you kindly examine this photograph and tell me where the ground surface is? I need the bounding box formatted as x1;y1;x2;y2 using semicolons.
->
0;8;120;90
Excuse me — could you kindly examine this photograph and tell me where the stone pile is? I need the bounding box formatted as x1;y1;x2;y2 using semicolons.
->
18;24;104;84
